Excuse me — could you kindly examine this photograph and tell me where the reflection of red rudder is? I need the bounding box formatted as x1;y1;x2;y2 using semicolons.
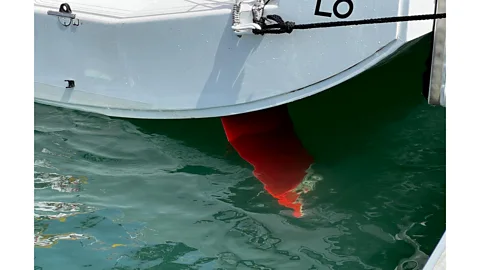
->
221;105;314;217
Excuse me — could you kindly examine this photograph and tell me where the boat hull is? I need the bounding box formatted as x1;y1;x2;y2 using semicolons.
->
34;0;436;119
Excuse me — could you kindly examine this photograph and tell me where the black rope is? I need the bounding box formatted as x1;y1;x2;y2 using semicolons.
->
253;13;446;35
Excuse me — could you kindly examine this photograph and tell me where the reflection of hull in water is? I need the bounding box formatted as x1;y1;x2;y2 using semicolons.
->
34;172;88;193
222;105;321;217
35;233;89;248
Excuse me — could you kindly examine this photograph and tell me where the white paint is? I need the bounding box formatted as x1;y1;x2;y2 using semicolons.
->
35;0;235;18
405;0;436;41
34;0;436;119
423;232;446;270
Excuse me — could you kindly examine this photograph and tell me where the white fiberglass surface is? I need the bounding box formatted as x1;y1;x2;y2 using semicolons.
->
34;0;235;17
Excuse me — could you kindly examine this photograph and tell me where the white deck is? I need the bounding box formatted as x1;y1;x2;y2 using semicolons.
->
34;0;437;119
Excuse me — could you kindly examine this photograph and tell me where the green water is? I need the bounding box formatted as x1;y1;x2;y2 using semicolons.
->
34;35;445;270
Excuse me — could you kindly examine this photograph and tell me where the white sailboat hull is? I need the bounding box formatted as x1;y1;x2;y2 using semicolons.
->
34;0;436;119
